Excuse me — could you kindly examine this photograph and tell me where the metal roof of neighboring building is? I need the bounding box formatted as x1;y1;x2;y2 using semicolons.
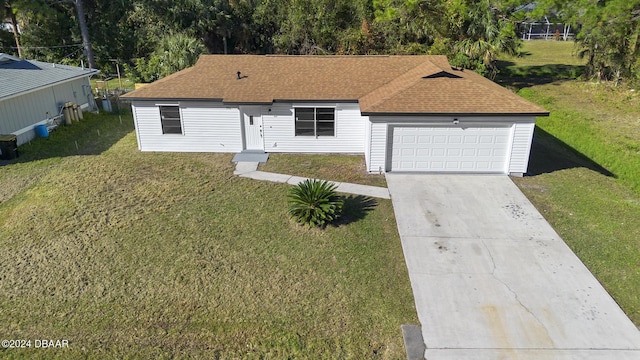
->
122;55;548;116
0;53;99;101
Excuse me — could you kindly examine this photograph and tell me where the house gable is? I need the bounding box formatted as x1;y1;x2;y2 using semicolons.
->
422;70;462;79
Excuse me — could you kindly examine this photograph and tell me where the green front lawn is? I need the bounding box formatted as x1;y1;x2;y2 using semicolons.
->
0;115;416;358
259;154;387;188
513;166;640;324
499;40;640;325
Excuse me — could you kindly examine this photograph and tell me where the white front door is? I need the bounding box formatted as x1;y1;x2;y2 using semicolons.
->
243;109;264;151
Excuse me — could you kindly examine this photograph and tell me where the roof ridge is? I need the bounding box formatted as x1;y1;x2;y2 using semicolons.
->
359;58;446;112
27;59;92;72
129;66;197;94
361;65;548;115
0;53;21;64
264;54;391;58
452;67;533;102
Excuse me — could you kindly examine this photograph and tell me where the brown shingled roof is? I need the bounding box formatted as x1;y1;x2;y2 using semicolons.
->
122;55;548;116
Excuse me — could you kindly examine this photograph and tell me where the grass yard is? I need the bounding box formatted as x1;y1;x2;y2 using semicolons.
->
497;40;640;325
0;114;417;358
505;40;586;67
259;154;387;188
497;40;586;88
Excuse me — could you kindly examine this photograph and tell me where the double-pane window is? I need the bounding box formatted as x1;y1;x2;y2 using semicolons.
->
295;108;334;137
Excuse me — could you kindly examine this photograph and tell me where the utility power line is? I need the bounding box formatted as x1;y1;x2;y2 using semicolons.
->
0;43;83;50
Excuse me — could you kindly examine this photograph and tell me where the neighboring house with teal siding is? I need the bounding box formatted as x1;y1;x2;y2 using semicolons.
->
0;53;99;145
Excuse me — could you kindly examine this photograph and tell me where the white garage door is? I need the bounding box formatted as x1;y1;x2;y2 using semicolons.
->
390;126;511;173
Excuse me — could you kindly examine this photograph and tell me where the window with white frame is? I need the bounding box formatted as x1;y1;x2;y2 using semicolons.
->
295;108;335;137
160;106;182;134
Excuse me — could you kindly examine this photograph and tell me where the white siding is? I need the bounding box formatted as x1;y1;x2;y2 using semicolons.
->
261;102;365;153
0;89;57;145
364;118;371;170
508;120;536;175
129;99;537;175
368;121;388;173
132;101;242;152
132;103;159;151
0;77;92;145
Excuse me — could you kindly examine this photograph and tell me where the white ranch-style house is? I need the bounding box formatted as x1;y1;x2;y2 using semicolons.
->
122;55;548;175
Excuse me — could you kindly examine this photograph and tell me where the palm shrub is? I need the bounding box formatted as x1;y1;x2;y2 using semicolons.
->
288;179;343;227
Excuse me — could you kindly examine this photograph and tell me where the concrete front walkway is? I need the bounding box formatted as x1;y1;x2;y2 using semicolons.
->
233;162;390;199
386;174;640;360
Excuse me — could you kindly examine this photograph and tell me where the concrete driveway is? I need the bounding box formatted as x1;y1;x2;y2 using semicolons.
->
386;174;640;359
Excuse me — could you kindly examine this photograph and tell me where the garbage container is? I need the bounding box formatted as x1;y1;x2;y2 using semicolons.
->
0;134;18;160
102;97;113;112
34;124;49;138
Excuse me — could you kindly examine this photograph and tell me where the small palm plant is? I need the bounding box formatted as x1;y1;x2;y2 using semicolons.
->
288;179;343;227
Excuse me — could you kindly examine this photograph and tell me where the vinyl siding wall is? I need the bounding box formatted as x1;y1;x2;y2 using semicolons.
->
130;100;536;175
368;115;536;174
0;77;92;145
364;117;371;171
261;102;366;153
368;121;388;173
131;101;242;152
507;121;536;175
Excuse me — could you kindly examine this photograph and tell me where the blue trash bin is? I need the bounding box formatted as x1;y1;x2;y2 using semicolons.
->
35;124;49;138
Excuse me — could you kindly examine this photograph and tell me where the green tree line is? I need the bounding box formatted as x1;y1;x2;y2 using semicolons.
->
1;0;638;84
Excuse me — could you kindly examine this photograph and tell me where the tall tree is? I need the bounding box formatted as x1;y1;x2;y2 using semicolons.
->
576;1;640;83
85;0;139;65
447;0;521;77
72;0;95;68
271;0;374;54
17;1;77;63
126;32;205;82
137;0;235;54
373;0;446;53
373;0;523;76
533;0;640;84
8;0;97;67
3;0;23;57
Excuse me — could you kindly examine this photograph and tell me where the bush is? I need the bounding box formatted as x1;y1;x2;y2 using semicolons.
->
288;179;343;227
124;33;205;83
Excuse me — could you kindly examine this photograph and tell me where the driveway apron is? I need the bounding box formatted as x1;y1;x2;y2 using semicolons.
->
386;174;640;359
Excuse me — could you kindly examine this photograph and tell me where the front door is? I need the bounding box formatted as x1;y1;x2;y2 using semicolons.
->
243;109;264;151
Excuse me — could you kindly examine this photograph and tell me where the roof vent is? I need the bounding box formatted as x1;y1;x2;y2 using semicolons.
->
422;71;462;79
